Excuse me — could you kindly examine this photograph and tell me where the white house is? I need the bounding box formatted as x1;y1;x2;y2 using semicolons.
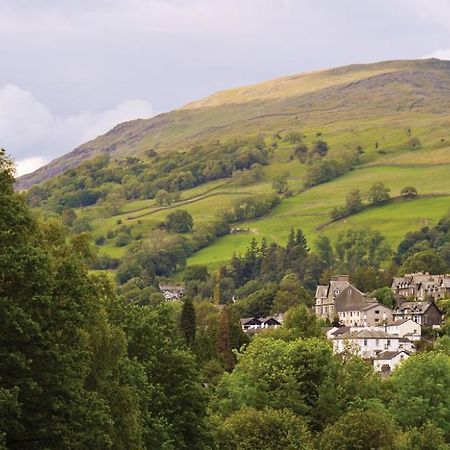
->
332;329;400;358
381;319;421;341
240;314;284;333
373;350;410;375
159;284;185;300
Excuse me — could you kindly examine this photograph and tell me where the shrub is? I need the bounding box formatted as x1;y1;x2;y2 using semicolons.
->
400;186;418;199
94;235;106;246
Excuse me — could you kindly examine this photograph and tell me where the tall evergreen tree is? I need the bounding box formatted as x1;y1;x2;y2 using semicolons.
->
180;298;196;346
216;308;235;371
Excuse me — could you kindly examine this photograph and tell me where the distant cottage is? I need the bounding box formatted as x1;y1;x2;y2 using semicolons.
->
391;272;450;302
240;314;284;333
315;275;393;325
159;284;185;301
393;301;442;327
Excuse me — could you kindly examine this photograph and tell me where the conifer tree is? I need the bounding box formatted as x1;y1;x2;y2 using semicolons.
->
181;298;196;346
216;308;235;371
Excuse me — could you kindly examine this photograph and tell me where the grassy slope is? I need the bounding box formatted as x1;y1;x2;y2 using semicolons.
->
187;163;450;270
19;58;450;188
23;58;450;272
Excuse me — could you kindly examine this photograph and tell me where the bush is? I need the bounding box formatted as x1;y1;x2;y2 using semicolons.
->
407;137;422;149
217;407;313;450
115;233;131;247
164;210;194;233
400;185;418;199
94;235;106;246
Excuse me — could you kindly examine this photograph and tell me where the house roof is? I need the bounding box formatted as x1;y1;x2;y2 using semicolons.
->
359;302;391;312
315;285;328;298
159;284;185;292
335;329;396;340
330;326;351;336
334;285;369;312
395;301;432;314
260;317;281;325
374;350;409;360
385;318;412;326
240;317;261;325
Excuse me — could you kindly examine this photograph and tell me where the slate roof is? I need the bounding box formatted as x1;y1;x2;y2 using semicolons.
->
395;302;432;314
359;302;388;312
385;318;411;326
374;350;409;360
334;285;380;312
330;326;351;336
335;329;396;340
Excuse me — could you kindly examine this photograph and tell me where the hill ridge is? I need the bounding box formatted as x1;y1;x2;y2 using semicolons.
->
17;57;450;189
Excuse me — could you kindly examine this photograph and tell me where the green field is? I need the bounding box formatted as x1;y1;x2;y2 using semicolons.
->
186;164;450;270
24;59;450;274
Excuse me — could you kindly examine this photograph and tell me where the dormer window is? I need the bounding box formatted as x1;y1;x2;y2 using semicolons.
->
334;288;340;296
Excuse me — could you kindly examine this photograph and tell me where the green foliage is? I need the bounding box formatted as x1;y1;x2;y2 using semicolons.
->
281;304;322;339
271;273;313;313
181;298;196;346
400;185;418;199
271;172;289;195
389;351;450;439
320;408;397;450
26;137;270;213
283;131;303;144
367;181;391;204
303;150;359;188
400;249;446;274
335;227;391;272
216;407;313;450
398;422;450;450
164;210;194;233
184;264;209;283
227;194;280;222
214;337;337;424
371;286;396;308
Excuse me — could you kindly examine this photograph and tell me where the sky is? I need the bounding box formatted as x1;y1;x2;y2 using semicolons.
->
1;0;450;176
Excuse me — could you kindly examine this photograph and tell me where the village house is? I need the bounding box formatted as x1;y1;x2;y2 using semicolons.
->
391;272;450;302
331;329;401;359
315;277;393;326
240;314;284;333
315;275;352;320
159;283;185;301
338;300;393;327
393;301;442;327
382;318;421;341
373;350;410;375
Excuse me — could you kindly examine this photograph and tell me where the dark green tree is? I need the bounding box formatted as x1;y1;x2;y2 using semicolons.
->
164;210;194;233
320;408;397;450
217;407;313;450
400;185;418;199
180;298;196;346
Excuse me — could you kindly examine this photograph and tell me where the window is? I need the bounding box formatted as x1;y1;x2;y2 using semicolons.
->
375;339;379;346
375;318;379;322
387;339;391;347
363;339;368;346
375;310;380;314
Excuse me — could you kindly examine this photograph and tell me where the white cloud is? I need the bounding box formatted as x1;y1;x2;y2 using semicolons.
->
423;49;450;60
0;84;154;172
15;157;48;177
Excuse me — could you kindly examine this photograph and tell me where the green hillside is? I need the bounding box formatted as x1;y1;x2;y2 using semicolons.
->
21;58;450;277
